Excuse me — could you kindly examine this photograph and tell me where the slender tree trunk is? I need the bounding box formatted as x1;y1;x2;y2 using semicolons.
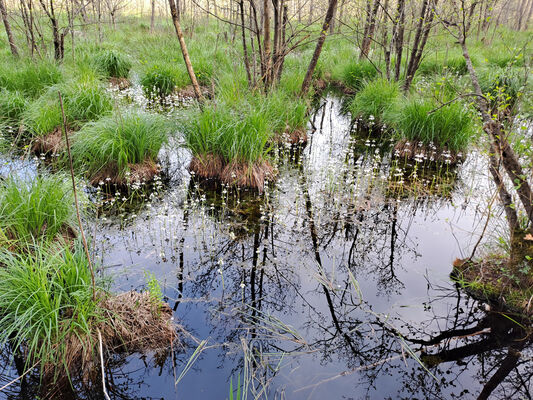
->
359;0;380;59
393;0;406;80
300;0;339;95
239;0;252;87
167;0;204;101
262;0;272;87
151;0;156;32
0;0;19;57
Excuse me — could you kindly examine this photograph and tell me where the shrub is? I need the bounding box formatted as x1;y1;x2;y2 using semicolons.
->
92;50;132;79
0;90;27;124
71;111;170;181
0;174;79;245
478;67;523;111
392;98;475;152
349;78;400;124
341;61;379;90
140;65;178;97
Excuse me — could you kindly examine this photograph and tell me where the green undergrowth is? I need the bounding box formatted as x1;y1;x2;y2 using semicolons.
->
140;64;188;98
0;60;61;98
341;60;379;91
91;49;132;79
0;90;28;125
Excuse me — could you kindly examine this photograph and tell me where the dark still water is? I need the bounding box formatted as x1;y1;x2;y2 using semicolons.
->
1;96;530;400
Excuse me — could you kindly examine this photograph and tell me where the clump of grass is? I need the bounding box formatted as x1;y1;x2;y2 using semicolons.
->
0;60;61;98
263;91;308;143
0;174;79;246
0;90;27;124
341;61;378;90
0;244;101;378
92;49;131;79
349;78;400;125
140;65;178;98
391;98;475;155
71;111;169;184
23;79;113;137
182;101;275;189
418;54;468;76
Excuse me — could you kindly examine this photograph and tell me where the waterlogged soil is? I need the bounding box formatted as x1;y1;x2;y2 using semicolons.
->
1;96;531;399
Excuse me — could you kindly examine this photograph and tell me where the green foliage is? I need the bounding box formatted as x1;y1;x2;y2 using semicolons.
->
349;78;400;124
0;244;101;373
0;60;61;98
0;174;79;246
477;67;523;111
263;91;308;133
140;65;178;97
418;54;468;76
0;90;27;124
92;50;132;79
71;111;169;178
144;271;163;315
23;79;113;136
391;98;475;152
341;61;379;90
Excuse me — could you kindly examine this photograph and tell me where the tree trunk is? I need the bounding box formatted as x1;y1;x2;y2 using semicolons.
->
359;0;380;59
167;0;204;101
262;0;272;87
393;0;406;80
0;0;19;57
239;0;252;87
151;0;156;32
300;0;339;96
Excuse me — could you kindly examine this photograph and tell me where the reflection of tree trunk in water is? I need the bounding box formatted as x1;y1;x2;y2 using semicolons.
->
173;180;193;311
477;344;525;400
298;163;358;354
386;202;398;281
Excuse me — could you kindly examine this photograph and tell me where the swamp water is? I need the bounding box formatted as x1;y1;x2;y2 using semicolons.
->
0;96;531;399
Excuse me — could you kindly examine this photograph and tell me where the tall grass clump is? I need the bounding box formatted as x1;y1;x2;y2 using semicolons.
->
23;79;113;139
263;91;308;143
392;98;475;162
0;244;101;378
0;90;27;125
0;174;79;246
71;111;169;184
0;60;61;98
349;78;400;125
418;54;468;76
92;50;131;79
183;102;275;189
341;61;378;91
140;65;179;98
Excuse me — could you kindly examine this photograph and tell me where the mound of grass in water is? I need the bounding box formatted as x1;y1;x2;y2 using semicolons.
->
0;60;61;98
182;102;275;189
92;49;131;79
348;78;400;125
391;98;475;161
0;174;79;246
263;91;308;144
341;61;378;91
71;111;169;185
23;79;113;143
140;65;178;98
0;90;27;125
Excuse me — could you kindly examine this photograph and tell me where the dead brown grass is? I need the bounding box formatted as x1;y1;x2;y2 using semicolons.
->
48;291;177;381
89;159;160;186
220;159;276;192
189;153;224;179
275;128;308;146
393;139;462;164
31;127;65;155
109;77;131;90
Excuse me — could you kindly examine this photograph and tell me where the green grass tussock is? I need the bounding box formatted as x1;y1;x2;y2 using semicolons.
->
0;174;79;246
0;60;61;98
349;78;400;125
0;90;27;125
71;111;169;181
392;98;475;153
23;79;113;137
92;49;132;79
0;244;101;375
140;65;180;98
341;61;379;90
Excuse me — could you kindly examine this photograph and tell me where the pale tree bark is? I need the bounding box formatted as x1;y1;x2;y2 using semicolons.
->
359;0;380;59
151;0;156;32
0;0;19;57
168;0;204;101
300;0;339;96
262;0;272;87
